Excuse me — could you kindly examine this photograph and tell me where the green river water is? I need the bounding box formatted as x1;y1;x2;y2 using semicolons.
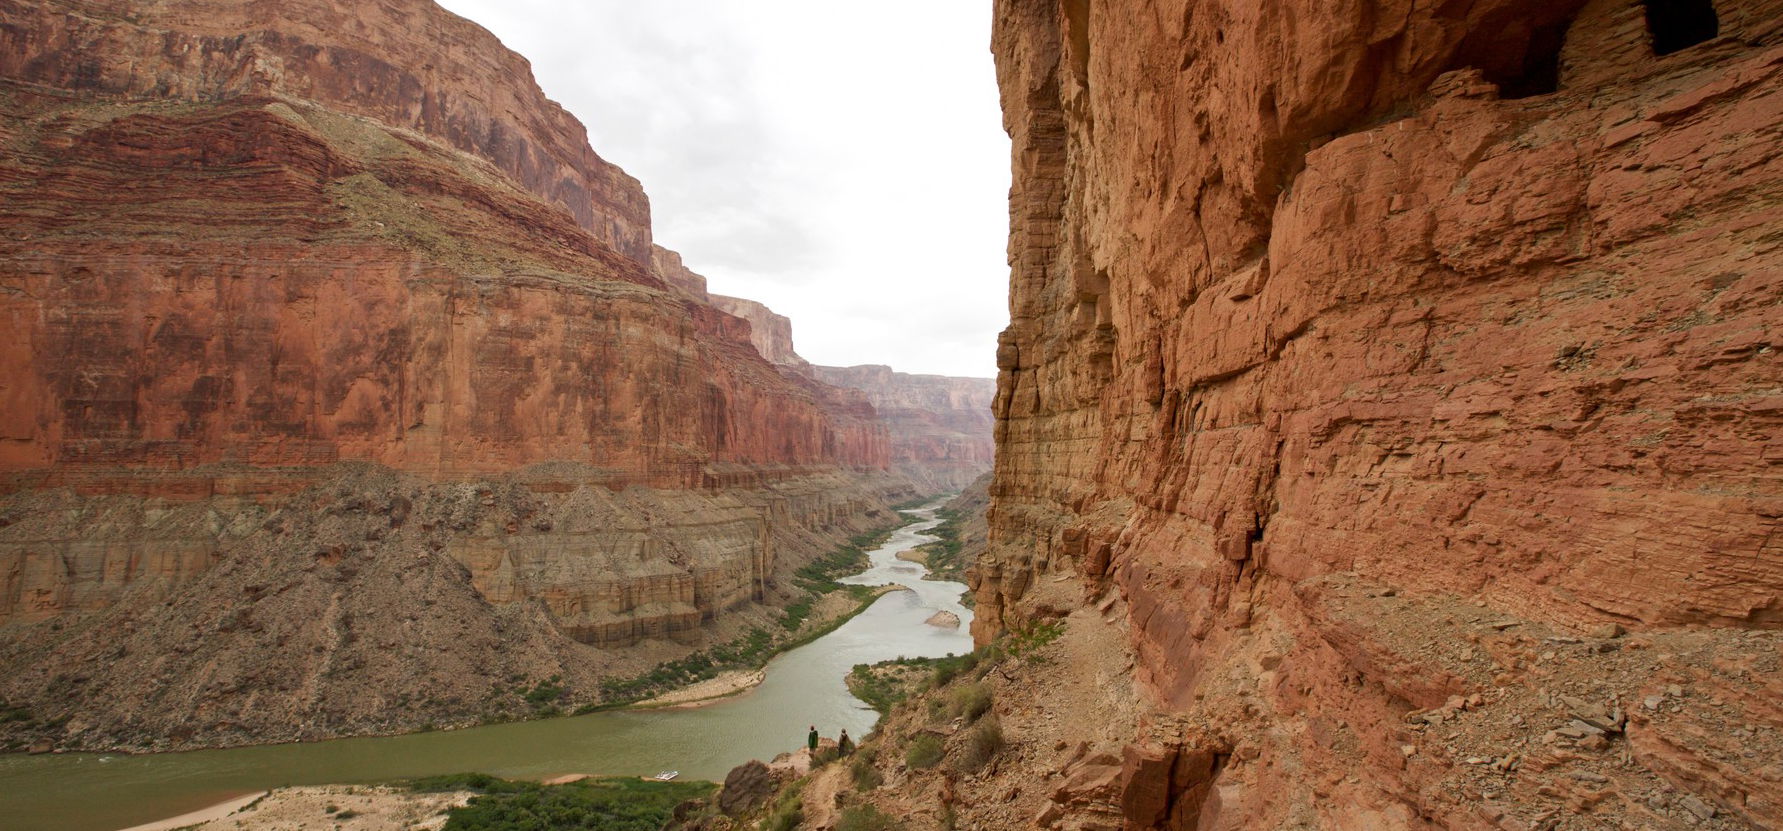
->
0;505;973;831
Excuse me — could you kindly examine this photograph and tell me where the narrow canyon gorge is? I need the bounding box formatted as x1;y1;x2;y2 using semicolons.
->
0;0;992;752
0;0;1779;830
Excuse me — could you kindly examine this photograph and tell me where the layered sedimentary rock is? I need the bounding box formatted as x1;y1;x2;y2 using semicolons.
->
941;471;991;565
0;0;653;263
0;465;906;750
0;0;911;749
694;289;999;492
970;0;1783;828
812;365;997;492
0;7;889;488
652;244;711;300
710;294;805;368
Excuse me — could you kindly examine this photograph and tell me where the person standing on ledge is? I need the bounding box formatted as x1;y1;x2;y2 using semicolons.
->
838;729;854;756
807;725;819;753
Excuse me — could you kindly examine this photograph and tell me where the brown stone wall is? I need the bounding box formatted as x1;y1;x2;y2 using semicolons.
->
651;244;711;300
0;0;655;265
0;0;904;744
0;465;914;749
0;75;889;491
812;364;998;491
1;248;869;483
984;0;1783;826
710;294;805;367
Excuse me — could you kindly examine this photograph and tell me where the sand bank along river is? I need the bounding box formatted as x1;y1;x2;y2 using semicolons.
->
0;502;973;831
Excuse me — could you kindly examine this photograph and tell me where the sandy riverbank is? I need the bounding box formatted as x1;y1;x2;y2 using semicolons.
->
631;583;909;710
117;792;267;831
120;785;472;831
635;668;769;708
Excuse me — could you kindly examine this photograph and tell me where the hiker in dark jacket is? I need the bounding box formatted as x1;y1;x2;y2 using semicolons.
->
838;729;854;756
807;725;819;752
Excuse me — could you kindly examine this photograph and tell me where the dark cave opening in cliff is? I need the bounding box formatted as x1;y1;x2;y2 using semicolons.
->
1474;20;1571;99
1444;5;1578;100
1642;0;1720;55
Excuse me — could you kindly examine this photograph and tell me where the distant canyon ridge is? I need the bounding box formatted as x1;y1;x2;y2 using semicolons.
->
0;0;990;751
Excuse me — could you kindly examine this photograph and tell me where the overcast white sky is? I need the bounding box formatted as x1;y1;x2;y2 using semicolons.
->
434;1;1010;378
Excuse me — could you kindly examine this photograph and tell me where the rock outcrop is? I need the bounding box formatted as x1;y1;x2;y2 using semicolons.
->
939;470;991;569
688;289;999;492
0;0;653;264
0;15;889;488
710;295;806;368
0;465;906;750
0;0;913;749
958;0;1783;828
811;365;997;492
652;244;712;300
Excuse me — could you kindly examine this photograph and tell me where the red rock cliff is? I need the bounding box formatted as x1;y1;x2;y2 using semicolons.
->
0;0;909;749
812;364;997;491
695;290;999;493
0;1;890;491
710;294;806;368
976;0;1783;827
0;0;654;264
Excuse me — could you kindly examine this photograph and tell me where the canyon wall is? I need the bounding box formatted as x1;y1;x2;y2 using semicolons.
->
652;244;712;300
973;0;1783;828
695;286;999;493
0;0;654;264
710;294;806;368
0;1;891;488
0;0;914;750
0;465;905;750
811;364;997;492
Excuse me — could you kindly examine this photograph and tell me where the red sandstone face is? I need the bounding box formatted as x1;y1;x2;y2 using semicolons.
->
710;295;806;369
0;2;892;491
810;365;997;489
981;0;1783;826
0;0;909;748
0;0;654;264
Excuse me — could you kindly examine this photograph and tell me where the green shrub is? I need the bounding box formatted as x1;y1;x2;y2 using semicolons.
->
405;774;713;831
837;803;902;831
761;805;803;831
781;594;818;630
905;734;944;770
954;717;1004;773
523;675;565;706
849;652;986;715
407;773;510;793
948;682;993;722
333;809;360;819
1008;620;1066;657
916;510;968;582
759;782;804;831
849;751;884;791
